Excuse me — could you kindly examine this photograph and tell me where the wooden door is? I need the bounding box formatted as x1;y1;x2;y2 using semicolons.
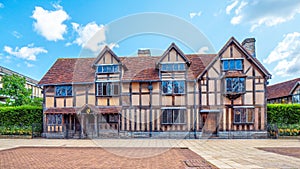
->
202;113;218;136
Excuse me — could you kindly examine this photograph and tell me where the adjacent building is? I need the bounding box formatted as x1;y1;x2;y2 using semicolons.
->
39;37;271;139
267;78;300;104
0;66;42;104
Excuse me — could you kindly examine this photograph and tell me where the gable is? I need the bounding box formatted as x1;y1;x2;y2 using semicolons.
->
93;46;121;66
157;43;191;65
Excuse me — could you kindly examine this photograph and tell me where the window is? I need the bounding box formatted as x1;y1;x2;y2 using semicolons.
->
108;114;119;123
96;82;119;96
55;86;72;96
47;114;62;125
292;89;300;104
162;109;185;124
222;59;243;71
161;63;185;71
234;108;254;123
162;81;185;94
226;77;245;93
97;64;119;73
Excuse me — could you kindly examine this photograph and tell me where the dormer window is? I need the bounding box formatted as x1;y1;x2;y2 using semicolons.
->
161;63;185;71
97;64;119;73
222;59;243;71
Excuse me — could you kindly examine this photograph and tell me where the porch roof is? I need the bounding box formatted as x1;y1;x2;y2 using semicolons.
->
44;106;121;115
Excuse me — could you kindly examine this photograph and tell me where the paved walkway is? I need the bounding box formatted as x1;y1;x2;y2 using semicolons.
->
0;139;300;168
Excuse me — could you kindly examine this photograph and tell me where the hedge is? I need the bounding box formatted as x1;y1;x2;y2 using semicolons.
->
0;105;43;127
267;104;300;124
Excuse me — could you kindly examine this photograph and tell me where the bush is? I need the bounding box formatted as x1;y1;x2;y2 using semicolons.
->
0;105;42;135
267;104;300;124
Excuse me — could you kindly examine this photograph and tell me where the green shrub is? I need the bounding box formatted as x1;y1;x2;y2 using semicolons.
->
267;104;300;124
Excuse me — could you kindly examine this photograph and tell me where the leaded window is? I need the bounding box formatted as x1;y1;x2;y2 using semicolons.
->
234;108;254;123
226;77;245;93
161;63;185;71
96;82;119;96
55;86;72;96
108;114;119;123
47;114;62;125
162;81;185;94
222;59;243;71
97;64;119;73
162;109;185;124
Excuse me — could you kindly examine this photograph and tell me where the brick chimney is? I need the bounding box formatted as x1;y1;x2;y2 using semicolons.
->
138;49;151;57
242;38;256;57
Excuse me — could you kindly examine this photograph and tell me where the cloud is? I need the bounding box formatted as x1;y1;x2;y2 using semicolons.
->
3;44;48;61
189;11;202;19
12;31;22;39
31;4;69;41
226;0;300;32
264;32;300;76
24;61;34;67
70;21;118;52
226;0;239;14
0;3;4;8
198;46;209;54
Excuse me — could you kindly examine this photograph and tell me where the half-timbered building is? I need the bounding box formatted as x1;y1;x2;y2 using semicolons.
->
39;37;271;139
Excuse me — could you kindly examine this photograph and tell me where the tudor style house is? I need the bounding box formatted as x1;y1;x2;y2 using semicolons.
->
39;37;271;139
267;78;300;104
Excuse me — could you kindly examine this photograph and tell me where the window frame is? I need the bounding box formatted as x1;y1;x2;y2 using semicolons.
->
162;80;185;95
55;85;72;97
225;77;246;94
97;64;119;74
161;63;186;72
108;114;119;123
233;108;254;124
222;59;243;71
161;109;186;124
96;82;119;97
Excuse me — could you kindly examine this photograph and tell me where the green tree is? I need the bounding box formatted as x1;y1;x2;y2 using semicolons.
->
0;74;31;106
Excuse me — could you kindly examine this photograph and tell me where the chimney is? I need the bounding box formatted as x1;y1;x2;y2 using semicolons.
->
242;38;256;57
138;49;151;57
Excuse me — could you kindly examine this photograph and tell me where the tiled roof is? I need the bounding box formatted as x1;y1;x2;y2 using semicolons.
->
267;78;300;99
45;107;76;114
39;54;215;85
224;71;247;77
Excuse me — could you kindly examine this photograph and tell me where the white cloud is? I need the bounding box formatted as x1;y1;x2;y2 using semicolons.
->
31;4;69;41
25;61;34;68
198;46;209;54
12;31;22;39
265;32;300;76
0;3;4;8
3;44;48;61
226;0;239;14
70;21;118;52
189;11;202;19
226;0;300;31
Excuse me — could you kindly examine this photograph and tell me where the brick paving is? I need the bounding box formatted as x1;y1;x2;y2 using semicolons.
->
0;139;300;168
0;147;217;169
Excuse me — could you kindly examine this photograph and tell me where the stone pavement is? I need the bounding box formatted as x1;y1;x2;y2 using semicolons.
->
0;138;300;169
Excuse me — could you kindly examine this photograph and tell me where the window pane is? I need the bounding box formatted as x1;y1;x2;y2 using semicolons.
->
179;110;185;123
179;63;185;70
162;81;168;93
161;64;167;71
173;81;179;93
103;83;107;95
97;66;103;73
113;84;119;95
167;110;173;123
229;60;235;70
173;110;179;123
223;60;228;70
234;109;241;123
178;81;185;93
162;110;168;123
107;65;112;72
103;66;108;72
241;110;246;123
226;78;232;92
239;78;245;92
173;64;178;71
66;86;72;96
236;60;242;70
166;64;172;71
114;65;119;72
57;114;62;125
97;83;103;95
232;78;239;92
56;86;62;96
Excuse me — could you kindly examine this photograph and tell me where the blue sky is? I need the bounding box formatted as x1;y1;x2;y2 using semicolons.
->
0;0;300;85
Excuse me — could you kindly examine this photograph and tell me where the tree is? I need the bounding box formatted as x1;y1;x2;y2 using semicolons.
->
0;74;31;106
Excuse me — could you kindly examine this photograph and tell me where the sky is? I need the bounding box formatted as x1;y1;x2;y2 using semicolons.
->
0;0;300;85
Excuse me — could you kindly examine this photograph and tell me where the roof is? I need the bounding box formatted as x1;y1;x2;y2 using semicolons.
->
267;78;300;100
0;65;39;85
44;106;121;114
39;54;215;85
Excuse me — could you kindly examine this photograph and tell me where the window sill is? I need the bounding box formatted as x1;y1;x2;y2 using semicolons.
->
233;122;254;125
162;93;185;96
96;95;119;97
161;123;186;125
54;95;73;98
96;72;120;74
